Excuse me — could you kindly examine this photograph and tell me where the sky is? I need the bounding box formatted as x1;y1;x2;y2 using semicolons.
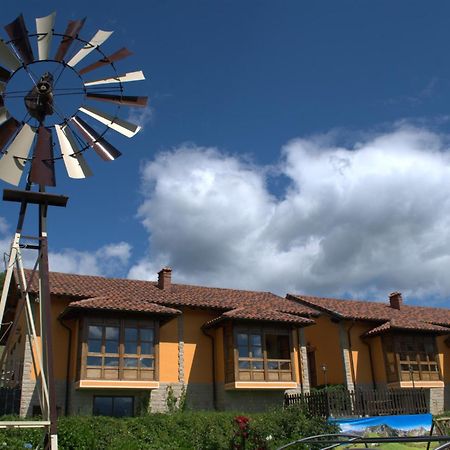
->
1;1;450;305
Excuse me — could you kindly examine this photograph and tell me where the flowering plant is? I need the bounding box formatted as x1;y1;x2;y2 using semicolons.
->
232;415;250;449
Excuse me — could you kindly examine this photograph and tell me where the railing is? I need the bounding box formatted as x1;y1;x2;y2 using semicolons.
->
284;388;428;417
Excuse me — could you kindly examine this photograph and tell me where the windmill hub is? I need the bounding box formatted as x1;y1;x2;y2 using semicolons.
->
24;72;54;123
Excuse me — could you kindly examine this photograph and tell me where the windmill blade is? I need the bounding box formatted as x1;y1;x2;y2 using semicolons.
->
0;40;21;71
85;93;148;107
29;126;55;186
67;30;113;67
71;115;121;161
36;12;56;61
0;123;35;186
84;70;145;87
78;47;133;76
0;117;20;151
54;17;86;62
79;105;141;138
4;14;35;65
55;124;92;179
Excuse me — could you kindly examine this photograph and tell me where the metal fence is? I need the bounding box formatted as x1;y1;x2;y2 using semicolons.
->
284;388;428;417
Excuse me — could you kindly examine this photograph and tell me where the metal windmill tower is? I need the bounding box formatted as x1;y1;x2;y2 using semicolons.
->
0;12;146;449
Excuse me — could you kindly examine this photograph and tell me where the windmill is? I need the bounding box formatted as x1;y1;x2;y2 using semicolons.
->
0;12;146;449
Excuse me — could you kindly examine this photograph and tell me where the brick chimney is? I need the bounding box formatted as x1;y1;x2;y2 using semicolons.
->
389;291;403;310
158;267;172;290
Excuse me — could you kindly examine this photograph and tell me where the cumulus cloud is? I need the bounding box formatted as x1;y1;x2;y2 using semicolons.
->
129;125;450;305
49;242;132;276
0;212;131;278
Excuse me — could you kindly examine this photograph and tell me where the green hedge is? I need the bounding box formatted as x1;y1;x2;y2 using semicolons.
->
0;405;336;449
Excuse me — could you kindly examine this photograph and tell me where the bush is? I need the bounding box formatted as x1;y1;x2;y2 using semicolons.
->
0;406;336;449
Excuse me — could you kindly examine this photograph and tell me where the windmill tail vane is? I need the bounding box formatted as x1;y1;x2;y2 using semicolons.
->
0;12;146;450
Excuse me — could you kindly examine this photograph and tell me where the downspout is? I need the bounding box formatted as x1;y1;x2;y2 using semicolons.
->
362;337;376;389
58;318;72;416
202;328;217;410
297;328;304;394
346;320;356;388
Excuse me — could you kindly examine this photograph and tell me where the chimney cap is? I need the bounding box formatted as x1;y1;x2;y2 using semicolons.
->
157;267;172;290
388;291;403;310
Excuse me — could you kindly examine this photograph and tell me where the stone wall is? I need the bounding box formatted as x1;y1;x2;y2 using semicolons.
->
427;387;444;415
216;384;285;412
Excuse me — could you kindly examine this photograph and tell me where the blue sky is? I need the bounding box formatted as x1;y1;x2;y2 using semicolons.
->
2;1;450;304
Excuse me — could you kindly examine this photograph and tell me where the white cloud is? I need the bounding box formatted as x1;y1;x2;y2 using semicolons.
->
49;242;132;276
0;212;132;278
127;106;154;130
130;125;450;305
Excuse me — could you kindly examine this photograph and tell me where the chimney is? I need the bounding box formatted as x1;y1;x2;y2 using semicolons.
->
158;267;172;290
389;291;403;310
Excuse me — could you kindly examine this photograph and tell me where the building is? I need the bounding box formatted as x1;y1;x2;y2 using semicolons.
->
288;291;450;414
3;268;318;417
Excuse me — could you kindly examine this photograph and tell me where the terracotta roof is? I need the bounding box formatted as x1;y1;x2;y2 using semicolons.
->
362;319;449;337
288;294;450;335
20;270;317;325
64;297;181;316
203;307;315;329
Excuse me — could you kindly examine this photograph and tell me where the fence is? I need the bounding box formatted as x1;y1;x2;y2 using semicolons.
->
284;388;428;417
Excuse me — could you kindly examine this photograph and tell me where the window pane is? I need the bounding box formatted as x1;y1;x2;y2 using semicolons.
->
140;328;153;341
87;356;102;366
237;333;248;346
141;358;154;368
93;397;113;416
113;397;133;417
124;358;138;368
268;361;279;370
252;361;263;370
88;339;102;353
104;357;119;367
125;328;138;342
105;341;119;354
125;342;138;354
239;361;250;369
266;334;290;359
88;325;102;339
105;326;119;340
141;342;154;355
252;347;263;358
238;346;249;358
251;334;262;346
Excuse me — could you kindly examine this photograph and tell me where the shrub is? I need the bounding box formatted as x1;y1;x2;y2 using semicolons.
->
0;406;335;449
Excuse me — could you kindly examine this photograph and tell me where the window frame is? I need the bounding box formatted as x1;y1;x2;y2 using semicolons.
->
79;317;159;382
93;395;134;417
225;324;295;383
382;333;441;383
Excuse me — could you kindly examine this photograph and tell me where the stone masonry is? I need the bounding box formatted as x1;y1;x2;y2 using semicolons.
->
339;322;355;391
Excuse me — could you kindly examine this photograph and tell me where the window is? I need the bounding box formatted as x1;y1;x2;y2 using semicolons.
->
93;396;134;417
82;319;156;381
228;326;293;382
383;334;441;383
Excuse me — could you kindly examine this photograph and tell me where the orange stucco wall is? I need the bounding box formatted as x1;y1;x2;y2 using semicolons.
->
182;308;217;383
159;315;179;382
348;321;373;385
304;315;344;385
